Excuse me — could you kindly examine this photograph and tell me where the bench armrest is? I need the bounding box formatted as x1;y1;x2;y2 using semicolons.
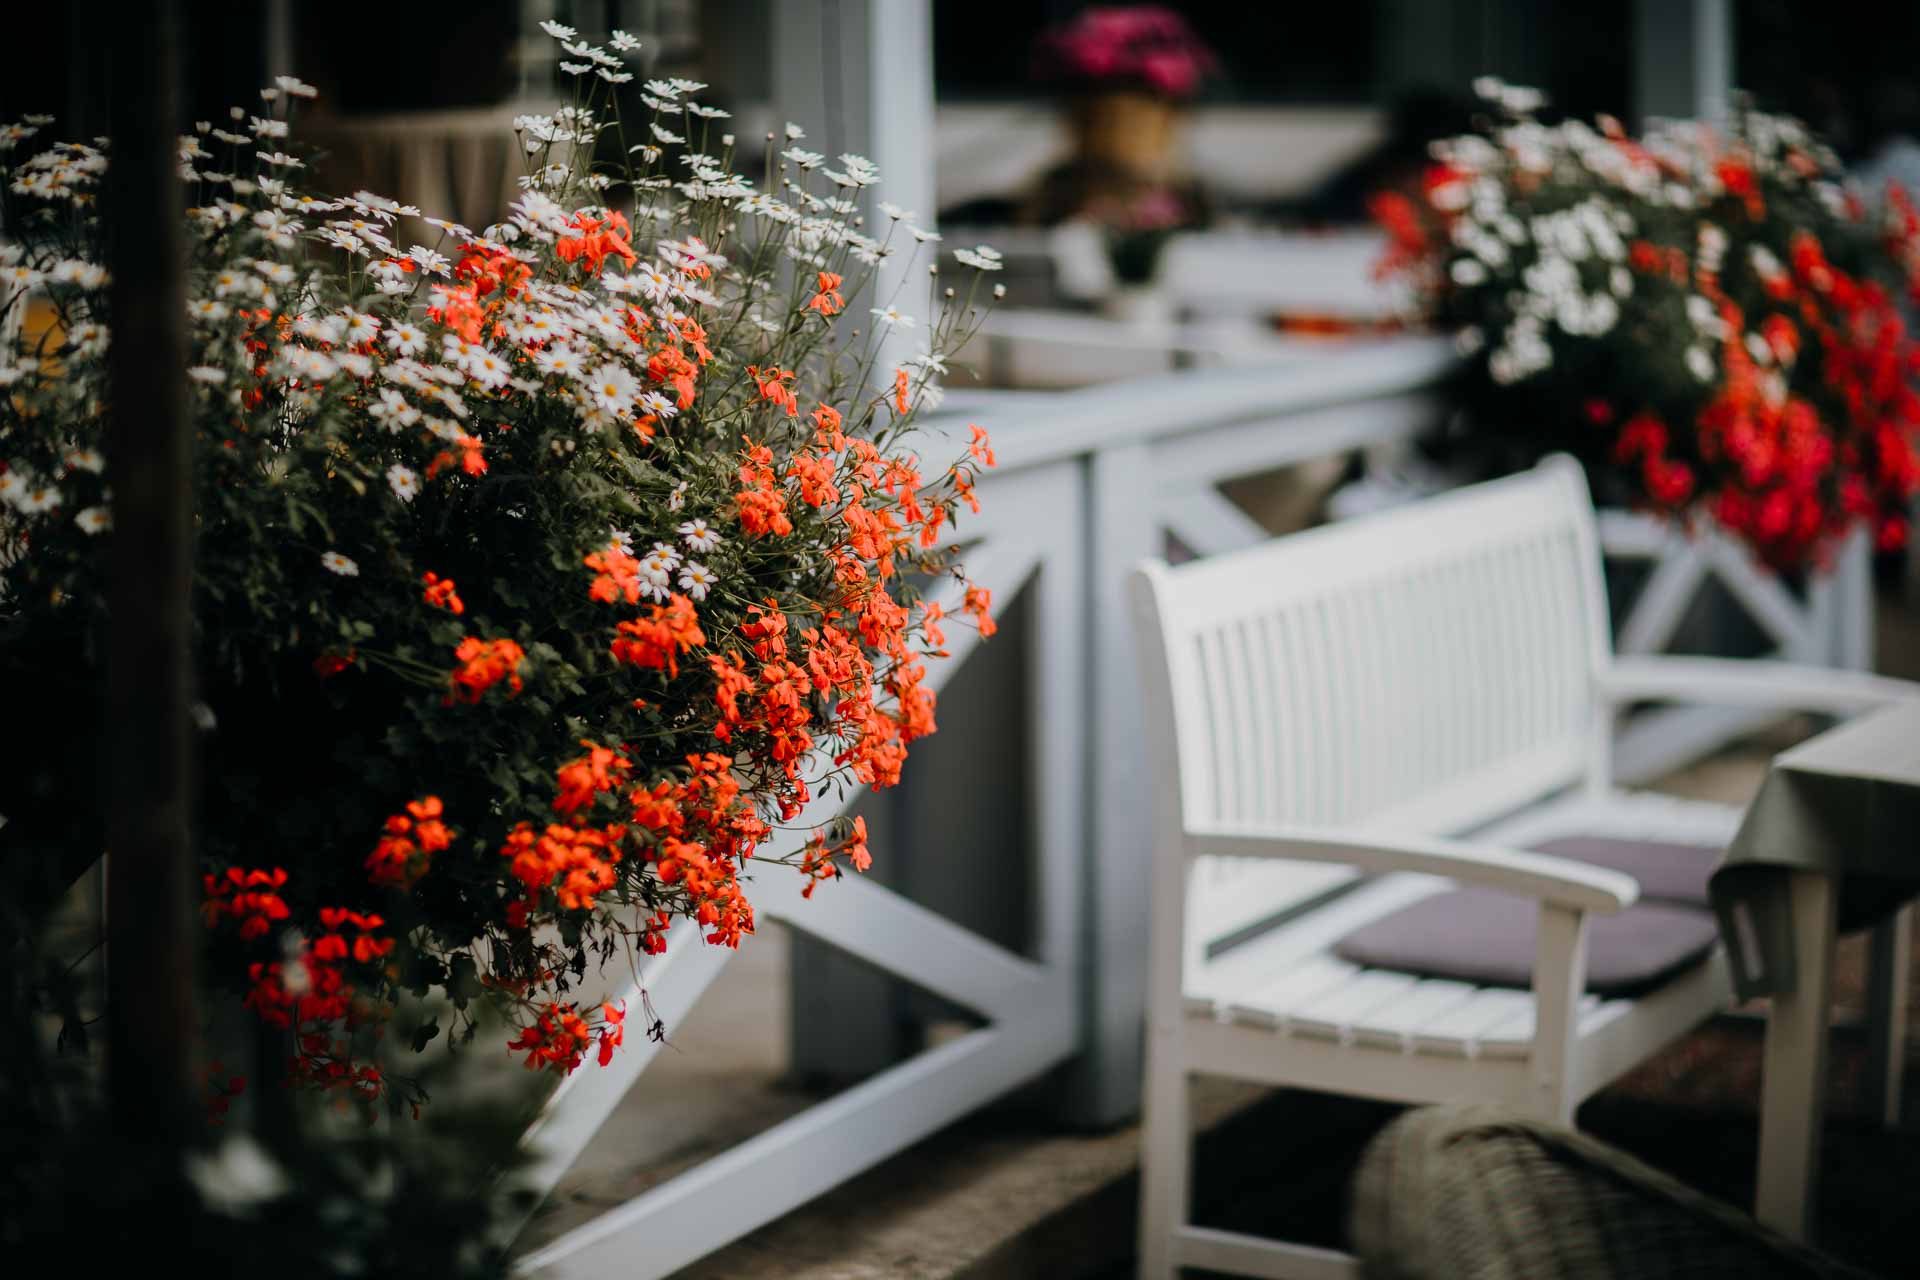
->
1184;824;1639;915
1597;655;1920;717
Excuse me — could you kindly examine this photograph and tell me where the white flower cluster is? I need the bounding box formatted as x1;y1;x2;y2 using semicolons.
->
0;22;1005;593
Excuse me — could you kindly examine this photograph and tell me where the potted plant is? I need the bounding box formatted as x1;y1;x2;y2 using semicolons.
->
0;22;1003;1117
1026;5;1216;308
1373;77;1920;572
1032;5;1217;187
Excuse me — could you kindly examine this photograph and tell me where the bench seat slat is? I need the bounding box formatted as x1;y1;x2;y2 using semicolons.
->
1226;958;1360;1029
1345;978;1484;1049
1286;970;1422;1041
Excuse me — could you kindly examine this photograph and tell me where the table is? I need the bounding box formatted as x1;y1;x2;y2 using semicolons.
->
1710;702;1920;1241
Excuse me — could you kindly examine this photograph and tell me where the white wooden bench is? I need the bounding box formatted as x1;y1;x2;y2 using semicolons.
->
1129;457;1920;1279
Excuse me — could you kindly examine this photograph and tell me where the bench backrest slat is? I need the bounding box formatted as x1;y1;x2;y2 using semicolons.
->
1136;458;1612;840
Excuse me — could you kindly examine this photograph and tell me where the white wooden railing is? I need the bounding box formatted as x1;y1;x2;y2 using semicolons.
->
507;334;1873;1276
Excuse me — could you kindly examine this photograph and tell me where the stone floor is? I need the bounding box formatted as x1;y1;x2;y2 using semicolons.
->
514;588;1920;1278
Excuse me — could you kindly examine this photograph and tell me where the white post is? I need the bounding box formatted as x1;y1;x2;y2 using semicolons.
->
1079;442;1162;1125
863;0;936;383
1633;0;1733;127
773;0;948;1085
263;0;294;85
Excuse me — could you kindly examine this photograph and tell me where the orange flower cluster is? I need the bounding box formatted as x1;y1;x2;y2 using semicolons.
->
506;1000;625;1074
201;866;291;940
734;439;795;537
609;595;705;676
747;366;799;416
425;430;488;479
649;342;700;411
365;795;452;889
313;907;396;965
427;281;486;344
422;571;464;614
555;209;638;275
455;240;532;301
288;1035;389;1103
555;741;631;815
503;820;627;912
585;541;644;604
449;636;526;703
799;816;871;898
806;271;845;316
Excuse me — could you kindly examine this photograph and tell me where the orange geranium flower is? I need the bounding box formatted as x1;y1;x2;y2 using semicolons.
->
555;209;637;275
806;271;845;316
422;571;464;614
609;595;705;676
449;637;526;703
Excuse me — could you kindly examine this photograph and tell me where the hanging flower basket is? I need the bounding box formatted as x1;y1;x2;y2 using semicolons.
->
1374;77;1920;571
0;24;1006;1113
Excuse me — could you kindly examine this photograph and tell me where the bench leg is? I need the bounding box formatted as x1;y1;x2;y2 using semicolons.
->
1865;905;1911;1129
1756;871;1837;1244
1136;1035;1189;1279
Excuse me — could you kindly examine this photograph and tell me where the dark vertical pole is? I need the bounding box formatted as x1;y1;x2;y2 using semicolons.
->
105;0;198;1148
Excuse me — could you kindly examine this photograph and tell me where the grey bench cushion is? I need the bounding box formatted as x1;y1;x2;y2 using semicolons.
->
1527;835;1722;909
1332;887;1719;998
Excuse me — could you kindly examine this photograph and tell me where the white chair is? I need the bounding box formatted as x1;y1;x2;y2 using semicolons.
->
1130;457;1920;1279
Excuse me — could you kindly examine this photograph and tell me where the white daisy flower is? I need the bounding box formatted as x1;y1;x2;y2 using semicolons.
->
588;362;639;415
408;246;451;276
49;259;109;288
339;310;379;344
466;347;512;389
14;482;61;514
677;561;716;601
668;481;689;511
75;505;111;534
64;448;105;473
187;365;227;385
677;518;723;552
189;298;231;322
368;387;419;431
953;245;1003;271
870;306;914;329
283;347;336;381
635;390;676;420
67;322;109;357
386;322;427;356
320;550;358;576
533;345;585;379
386;464;419;502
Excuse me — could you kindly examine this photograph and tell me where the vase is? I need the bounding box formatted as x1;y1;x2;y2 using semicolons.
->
1101;284;1176;327
1068;90;1181;185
